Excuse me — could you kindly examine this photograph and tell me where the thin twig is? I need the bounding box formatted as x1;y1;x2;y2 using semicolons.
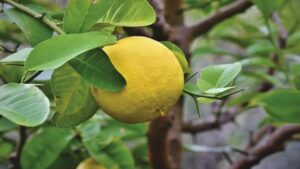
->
0;44;15;53
232;125;300;169
148;0;172;40
1;0;65;34
182;107;240;134
187;0;252;38
9;126;27;169
24;71;43;83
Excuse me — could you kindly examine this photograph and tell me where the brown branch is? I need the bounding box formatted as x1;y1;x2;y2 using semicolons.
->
187;0;252;38
148;99;183;169
125;0;172;40
182;107;240;134
9;126;27;169
166;98;183;169
232;125;300;169
148;0;172;40
124;27;152;38
164;0;184;26
248;125;276;148
273;13;288;48
148;118;173;169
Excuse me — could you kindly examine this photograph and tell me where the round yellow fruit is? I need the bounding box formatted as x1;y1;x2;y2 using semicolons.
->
92;36;184;123
76;158;106;169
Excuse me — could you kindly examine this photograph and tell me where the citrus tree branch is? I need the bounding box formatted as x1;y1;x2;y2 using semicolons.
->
148;0;172;40
148;118;173;169
232;125;300;169
182;107;239;134
9;126;27;169
187;0;252;38
1;0;65;34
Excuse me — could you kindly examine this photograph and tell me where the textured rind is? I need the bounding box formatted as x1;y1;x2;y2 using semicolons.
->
92;36;184;123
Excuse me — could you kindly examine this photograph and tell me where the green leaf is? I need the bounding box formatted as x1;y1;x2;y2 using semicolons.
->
132;140;150;169
83;135;135;169
251;0;285;17
51;64;98;128
243;71;283;87
63;0;156;33
227;92;258;107
287;31;300;47
184;83;202;96
69;49;126;92
161;41;191;74
192;47;238;57
82;134;116;168
4;8;53;46
78;119;101;140
25;32;116;71
197;97;217;104
0;139;14;161
46;153;79;169
0;64;24;83
101;117;147;140
0;83;50;127
0;117;17;132
245;40;274;56
0;48;32;64
197;62;242;92
205;86;236;94
183;83;217;104
240;57;276;68
21;127;75;169
79;120;136;168
103;138;136;169
256;90;300;123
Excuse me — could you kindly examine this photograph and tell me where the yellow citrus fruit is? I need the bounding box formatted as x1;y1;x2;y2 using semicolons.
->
92;36;184;123
76;158;106;169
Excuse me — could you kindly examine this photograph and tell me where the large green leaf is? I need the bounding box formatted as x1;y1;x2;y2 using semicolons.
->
161;41;191;74
69;49;126;92
251;0;285;17
101;117;147;140
51;64;98;128
287;31;300;47
0;84;50;127
82;134;116;168
78;119;101;140
245;40;274;56
63;0;156;33
256;90;300;123
79;120;136;169
4;8;53;46
0;139;14;161
242;71;283;87
0;117;17;132
0;48;32;64
240;57;276;68
83;136;136;169
192;47;238;58
197;62;242;92
21;127;75;169
0;64;24;83
25;32;116;71
103;138;136;169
